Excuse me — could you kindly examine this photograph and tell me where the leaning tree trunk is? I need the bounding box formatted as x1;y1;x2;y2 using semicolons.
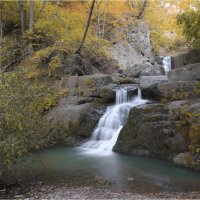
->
29;0;34;32
18;0;25;34
75;0;95;54
136;0;147;18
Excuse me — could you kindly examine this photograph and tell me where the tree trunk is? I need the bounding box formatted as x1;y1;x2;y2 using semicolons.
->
75;0;95;54
29;0;34;32
102;0;107;39
97;2;101;39
0;2;3;68
18;0;25;34
137;0;147;18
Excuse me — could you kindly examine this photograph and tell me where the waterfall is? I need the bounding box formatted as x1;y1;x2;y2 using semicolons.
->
81;87;147;154
162;56;171;74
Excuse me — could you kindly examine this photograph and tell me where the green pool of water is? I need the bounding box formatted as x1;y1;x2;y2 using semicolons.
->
17;147;200;192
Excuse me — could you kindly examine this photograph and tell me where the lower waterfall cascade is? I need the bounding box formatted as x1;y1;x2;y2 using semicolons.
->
81;87;148;154
162;56;171;74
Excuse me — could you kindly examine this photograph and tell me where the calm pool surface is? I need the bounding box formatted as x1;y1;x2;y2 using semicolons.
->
17;147;200;192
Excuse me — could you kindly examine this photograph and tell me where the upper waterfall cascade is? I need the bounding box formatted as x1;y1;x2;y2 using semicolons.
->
81;87;147;154
162;56;171;74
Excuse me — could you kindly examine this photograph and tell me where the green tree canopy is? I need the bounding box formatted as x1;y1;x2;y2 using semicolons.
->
177;3;200;48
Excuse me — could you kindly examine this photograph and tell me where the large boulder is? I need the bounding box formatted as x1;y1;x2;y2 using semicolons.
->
141;80;200;101
139;75;168;88
47;96;105;138
58;74;117;103
126;63;164;78
140;75;168;99
140;64;200;100
114;100;200;170
169;63;200;82
173;152;192;168
113;103;173;160
171;49;200;69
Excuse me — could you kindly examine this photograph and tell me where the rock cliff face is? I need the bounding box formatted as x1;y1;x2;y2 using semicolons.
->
107;21;164;77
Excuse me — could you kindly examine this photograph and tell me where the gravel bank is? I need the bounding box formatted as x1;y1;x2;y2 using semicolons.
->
1;184;200;199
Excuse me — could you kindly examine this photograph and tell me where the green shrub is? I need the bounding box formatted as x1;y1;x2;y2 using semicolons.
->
0;72;65;164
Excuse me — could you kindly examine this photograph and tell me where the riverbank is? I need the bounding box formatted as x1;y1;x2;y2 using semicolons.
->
2;183;200;199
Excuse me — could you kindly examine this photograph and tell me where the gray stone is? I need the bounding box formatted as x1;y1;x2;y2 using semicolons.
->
141;80;200;101
46;96;105;138
171;49;200;69
58;74;116;102
140;75;168;89
113;103;171;159
168;134;189;153
126;63;164;78
107;21;157;70
113;100;194;162
173;152;191;168
111;73;136;84
156;81;200;101
169;63;200;82
185;102;200;115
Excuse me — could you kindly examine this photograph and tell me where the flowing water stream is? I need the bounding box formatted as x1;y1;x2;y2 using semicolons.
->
81;88;147;154
162;56;171;74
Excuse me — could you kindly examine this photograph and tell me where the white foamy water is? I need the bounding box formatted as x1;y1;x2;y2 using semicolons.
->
81;87;147;154
162;56;171;74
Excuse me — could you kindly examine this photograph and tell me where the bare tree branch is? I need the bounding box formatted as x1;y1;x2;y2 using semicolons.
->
39;0;48;13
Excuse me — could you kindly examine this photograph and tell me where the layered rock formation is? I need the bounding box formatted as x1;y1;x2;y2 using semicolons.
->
114;61;200;171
